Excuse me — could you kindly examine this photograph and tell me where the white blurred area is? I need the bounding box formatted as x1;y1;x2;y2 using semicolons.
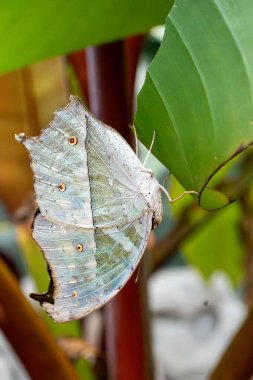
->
0;332;29;380
149;268;246;380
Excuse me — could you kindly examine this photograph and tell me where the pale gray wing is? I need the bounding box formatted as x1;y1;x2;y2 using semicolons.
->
32;211;152;322
16;96;147;228
85;111;147;227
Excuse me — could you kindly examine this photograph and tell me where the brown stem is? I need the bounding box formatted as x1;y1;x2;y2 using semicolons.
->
238;190;253;306
0;259;78;380
209;307;253;380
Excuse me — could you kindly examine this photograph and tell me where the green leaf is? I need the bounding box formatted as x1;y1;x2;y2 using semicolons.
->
169;177;243;283
135;0;253;210
0;0;173;74
182;202;243;284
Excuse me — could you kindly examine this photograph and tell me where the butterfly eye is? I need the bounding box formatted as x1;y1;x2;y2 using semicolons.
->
68;136;78;146
72;291;78;298
58;183;66;192
76;243;83;252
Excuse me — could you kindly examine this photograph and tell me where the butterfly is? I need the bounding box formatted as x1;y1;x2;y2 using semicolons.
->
15;96;163;322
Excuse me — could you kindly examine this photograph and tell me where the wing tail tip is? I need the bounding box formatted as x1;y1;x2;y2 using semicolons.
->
30;291;55;306
15;132;26;143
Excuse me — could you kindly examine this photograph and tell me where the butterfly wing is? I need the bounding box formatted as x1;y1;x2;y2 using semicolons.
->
16;96;158;321
85;109;147;227
32;211;152;322
18;96;146;229
18;98;93;228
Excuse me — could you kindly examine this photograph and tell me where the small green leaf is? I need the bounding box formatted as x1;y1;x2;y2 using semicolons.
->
200;187;235;210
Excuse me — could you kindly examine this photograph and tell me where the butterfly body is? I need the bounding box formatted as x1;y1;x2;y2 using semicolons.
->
16;96;162;322
139;171;162;229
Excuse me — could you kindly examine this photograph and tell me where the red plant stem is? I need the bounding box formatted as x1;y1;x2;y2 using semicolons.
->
86;42;130;140
86;40;153;380
124;36;146;110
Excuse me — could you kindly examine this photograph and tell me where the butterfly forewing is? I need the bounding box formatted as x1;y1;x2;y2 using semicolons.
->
85;112;147;227
23;97;146;228
22;99;93;227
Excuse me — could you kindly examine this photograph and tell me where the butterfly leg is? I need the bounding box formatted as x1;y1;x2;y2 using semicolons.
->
135;264;141;283
159;184;199;203
162;170;172;187
141;168;153;175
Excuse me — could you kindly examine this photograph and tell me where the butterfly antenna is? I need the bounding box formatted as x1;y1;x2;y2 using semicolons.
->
129;124;139;157
159;184;199;203
142;130;156;169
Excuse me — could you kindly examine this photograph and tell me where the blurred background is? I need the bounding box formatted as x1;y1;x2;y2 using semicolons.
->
1;2;253;380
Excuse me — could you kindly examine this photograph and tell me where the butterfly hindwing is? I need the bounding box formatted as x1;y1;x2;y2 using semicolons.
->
33;211;152;322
